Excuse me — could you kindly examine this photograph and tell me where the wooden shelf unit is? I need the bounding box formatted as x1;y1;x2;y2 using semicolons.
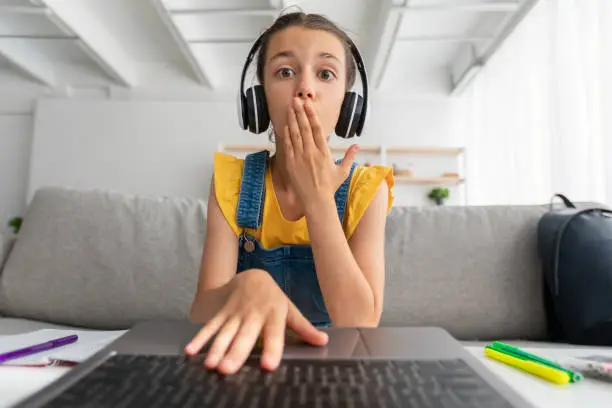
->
219;143;467;205
395;176;465;185
220;144;275;153
218;144;467;199
219;144;382;154
386;146;464;156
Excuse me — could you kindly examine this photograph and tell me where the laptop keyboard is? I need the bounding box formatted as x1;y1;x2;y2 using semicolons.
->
43;354;514;408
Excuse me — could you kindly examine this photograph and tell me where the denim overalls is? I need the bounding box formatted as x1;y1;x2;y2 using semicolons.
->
235;150;357;327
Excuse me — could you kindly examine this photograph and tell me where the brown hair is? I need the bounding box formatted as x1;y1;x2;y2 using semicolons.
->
256;11;357;90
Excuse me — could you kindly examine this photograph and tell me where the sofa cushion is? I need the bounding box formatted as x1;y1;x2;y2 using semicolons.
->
381;205;549;341
0;187;206;329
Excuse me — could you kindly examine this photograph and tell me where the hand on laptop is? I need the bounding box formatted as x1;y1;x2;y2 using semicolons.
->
184;268;329;375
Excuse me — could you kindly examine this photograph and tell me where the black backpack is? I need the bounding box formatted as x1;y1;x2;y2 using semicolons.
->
537;194;612;345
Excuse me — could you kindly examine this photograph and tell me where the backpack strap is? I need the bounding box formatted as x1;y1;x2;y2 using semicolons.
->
550;194;576;210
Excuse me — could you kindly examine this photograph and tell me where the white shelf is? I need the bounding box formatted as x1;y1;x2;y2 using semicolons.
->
395;176;465;185
218;144;461;157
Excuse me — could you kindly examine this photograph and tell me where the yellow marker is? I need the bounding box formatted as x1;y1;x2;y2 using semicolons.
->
485;347;571;385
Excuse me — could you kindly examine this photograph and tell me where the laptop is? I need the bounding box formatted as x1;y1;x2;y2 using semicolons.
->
15;320;534;407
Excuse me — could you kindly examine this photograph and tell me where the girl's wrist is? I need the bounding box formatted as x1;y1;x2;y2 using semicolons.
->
303;194;336;219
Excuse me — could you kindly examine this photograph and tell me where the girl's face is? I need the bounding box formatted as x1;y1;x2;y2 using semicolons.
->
263;26;348;141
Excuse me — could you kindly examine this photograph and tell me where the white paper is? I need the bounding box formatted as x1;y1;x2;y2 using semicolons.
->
0;329;127;365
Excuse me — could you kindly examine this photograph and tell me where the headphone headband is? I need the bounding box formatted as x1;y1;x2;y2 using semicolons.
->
239;35;266;110
345;37;368;134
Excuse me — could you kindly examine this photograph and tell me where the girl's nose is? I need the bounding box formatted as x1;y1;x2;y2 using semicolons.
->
296;87;314;100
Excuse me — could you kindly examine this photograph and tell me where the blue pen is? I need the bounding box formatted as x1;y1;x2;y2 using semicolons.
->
0;335;78;364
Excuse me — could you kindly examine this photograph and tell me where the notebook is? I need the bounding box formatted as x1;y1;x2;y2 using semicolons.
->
0;329;127;366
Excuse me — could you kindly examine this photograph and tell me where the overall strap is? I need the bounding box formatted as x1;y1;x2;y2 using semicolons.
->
334;161;358;224
236;150;269;229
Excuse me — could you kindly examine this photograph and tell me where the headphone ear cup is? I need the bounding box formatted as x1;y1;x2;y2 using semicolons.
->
237;91;248;130
245;85;269;134
351;94;364;137
254;85;269;133
335;92;353;138
356;97;370;136
335;92;363;138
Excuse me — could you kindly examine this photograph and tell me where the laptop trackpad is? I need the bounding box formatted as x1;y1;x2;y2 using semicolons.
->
109;321;369;359
274;327;368;359
358;327;464;359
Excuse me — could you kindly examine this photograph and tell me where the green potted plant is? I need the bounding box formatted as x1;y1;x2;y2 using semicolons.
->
428;187;450;206
8;216;23;234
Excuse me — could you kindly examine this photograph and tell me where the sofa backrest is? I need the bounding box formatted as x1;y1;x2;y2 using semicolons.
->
0;186;553;340
382;205;549;341
0;187;206;328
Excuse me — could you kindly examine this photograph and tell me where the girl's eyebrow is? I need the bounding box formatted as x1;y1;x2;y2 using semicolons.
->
269;50;294;64
319;53;341;64
268;50;342;64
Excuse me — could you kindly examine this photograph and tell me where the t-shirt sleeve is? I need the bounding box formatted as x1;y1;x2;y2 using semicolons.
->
344;165;395;240
213;152;244;236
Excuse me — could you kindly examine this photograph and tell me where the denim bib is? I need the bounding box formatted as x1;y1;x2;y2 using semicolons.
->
235;150;357;327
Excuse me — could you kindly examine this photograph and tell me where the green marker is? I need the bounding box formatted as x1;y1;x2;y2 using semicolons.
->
490;341;583;383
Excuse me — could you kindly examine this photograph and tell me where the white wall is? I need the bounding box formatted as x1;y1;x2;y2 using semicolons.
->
0;76;45;230
460;0;612;207
25;94;466;209
0;114;34;231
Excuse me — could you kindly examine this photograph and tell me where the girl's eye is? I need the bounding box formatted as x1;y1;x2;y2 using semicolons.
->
318;69;336;81
277;68;295;79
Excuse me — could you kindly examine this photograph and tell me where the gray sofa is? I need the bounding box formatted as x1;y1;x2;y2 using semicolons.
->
1;186;553;342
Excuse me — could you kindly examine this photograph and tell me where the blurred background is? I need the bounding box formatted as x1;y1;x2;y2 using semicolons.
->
1;0;610;227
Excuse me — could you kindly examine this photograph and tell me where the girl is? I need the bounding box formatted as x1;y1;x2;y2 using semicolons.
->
185;11;395;375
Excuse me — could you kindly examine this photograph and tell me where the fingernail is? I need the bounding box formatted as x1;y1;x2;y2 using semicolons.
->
264;354;279;368
185;344;194;354
221;359;235;372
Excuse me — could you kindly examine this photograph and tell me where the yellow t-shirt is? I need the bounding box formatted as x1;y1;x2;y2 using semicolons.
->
213;152;395;249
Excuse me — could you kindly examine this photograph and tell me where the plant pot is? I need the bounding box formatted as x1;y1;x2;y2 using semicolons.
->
434;197;444;206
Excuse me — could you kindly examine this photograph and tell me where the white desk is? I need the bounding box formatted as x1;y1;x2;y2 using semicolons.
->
1;344;611;407
465;346;612;408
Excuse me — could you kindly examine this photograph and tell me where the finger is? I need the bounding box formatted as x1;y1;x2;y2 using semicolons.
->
218;315;264;374
303;100;326;151
294;98;315;153
288;104;303;154
286;301;329;346
185;312;228;355
283;125;294;161
260;311;286;371
204;316;242;369
339;144;359;178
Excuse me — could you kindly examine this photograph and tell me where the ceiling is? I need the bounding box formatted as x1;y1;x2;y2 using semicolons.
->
0;0;540;100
